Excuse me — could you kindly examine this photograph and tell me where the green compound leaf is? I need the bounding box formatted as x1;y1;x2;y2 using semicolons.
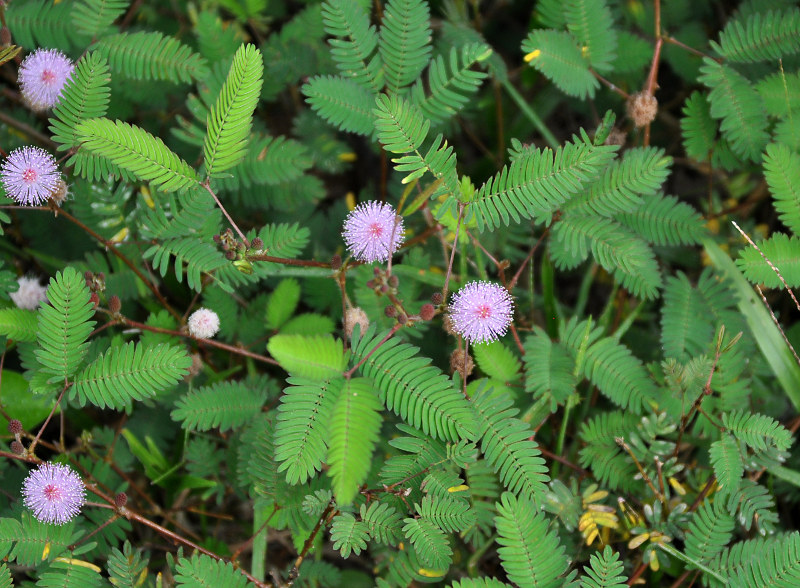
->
327;378;382;505
684;500;734;570
470;130;617;231
722;410;793;453
76;118;198;192
450;579;512;588
379;0;431;93
174;553;249;587
763;143;800;235
321;0;383;92
107;541;149;588
411;43;492;126
564;0;617;73
302;75;377;136
94;31;208;83
522;30;599;99
495;492;569;587
472;340;521;383
72;0;129;39
714;8;800;63
49;53;112;152
4;513;83;567
72;342;191;410
203;44;264;178
350;326;477;442
735;232;800;288
35;267;95;380
580;546;629;588
266;278;301;330
360;501;403;546
402;517;453;571
710;433;744;496
699;58;768;163
36;558;105;588
681;91;716;163
267;334;346;380
0;308;38;342
274;377;343;485
472;383;549;503
330;512;370;558
171;380;267;432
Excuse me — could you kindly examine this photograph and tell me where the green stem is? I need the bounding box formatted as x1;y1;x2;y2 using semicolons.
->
501;80;559;149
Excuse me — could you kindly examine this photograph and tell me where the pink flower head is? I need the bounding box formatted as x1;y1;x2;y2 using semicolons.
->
19;48;74;111
342;201;404;263
1;147;60;206
22;463;86;525
449;281;514;344
10;276;48;310
188;308;220;339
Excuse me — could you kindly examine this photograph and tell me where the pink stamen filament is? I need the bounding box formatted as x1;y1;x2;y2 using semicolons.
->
476;304;492;319
43;484;61;501
22;168;37;183
40;69;56;84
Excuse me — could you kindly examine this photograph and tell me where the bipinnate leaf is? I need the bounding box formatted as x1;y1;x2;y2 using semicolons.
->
72;342;191;410
495;492;568;587
35;267;96;380
203;44;264;178
76;118;198;192
327;378;382;505
267;334;346;380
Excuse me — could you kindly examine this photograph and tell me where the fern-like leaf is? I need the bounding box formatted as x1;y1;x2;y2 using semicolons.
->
661;272;714;360
699;58;768;162
203;44;264;178
450;579;512;588
144;237;226;292
732;531;800;586
523;327;576;410
681;91;716;162
273;377;342;485
402;517;453;571
35;267;95;380
714;8;800;63
267;334;346;380
580;546;628;588
411;43;492;125
5;0;88;51
417;495;476;533
216;135;313;191
495;492;569;587
49;53;112;152
471;130;617;231
350;326;477;442
736;233;800;288
328;378;382;505
302;75;377;136
361;502;403;546
561;318;658;413
106;541;149;588
615;193;706;246
321;0;382;91
330;512;370;558
763;143;800;235
171;381;266;432
0;563;10;588
722;410;793;453
564;0;617;72
473;340;521;383
94;31;208;83
3;513;82;567
76;118;198;192
472;384;549;503
379;0;431;93
0;308;38;342
72;0;129;39
567;147;672;217
725;479;779;534
174;554;249;587
522;30;599;98
72;342;190;410
36;558;104;588
551;215;662;299
710;433;744;496
685;500;734;570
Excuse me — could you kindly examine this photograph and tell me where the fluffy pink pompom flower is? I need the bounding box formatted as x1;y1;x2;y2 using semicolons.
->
342;201;404;263
188;308;220;339
22;463;86;525
449;281;514;344
10;276;48;310
1;147;60;206
18;48;74;111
